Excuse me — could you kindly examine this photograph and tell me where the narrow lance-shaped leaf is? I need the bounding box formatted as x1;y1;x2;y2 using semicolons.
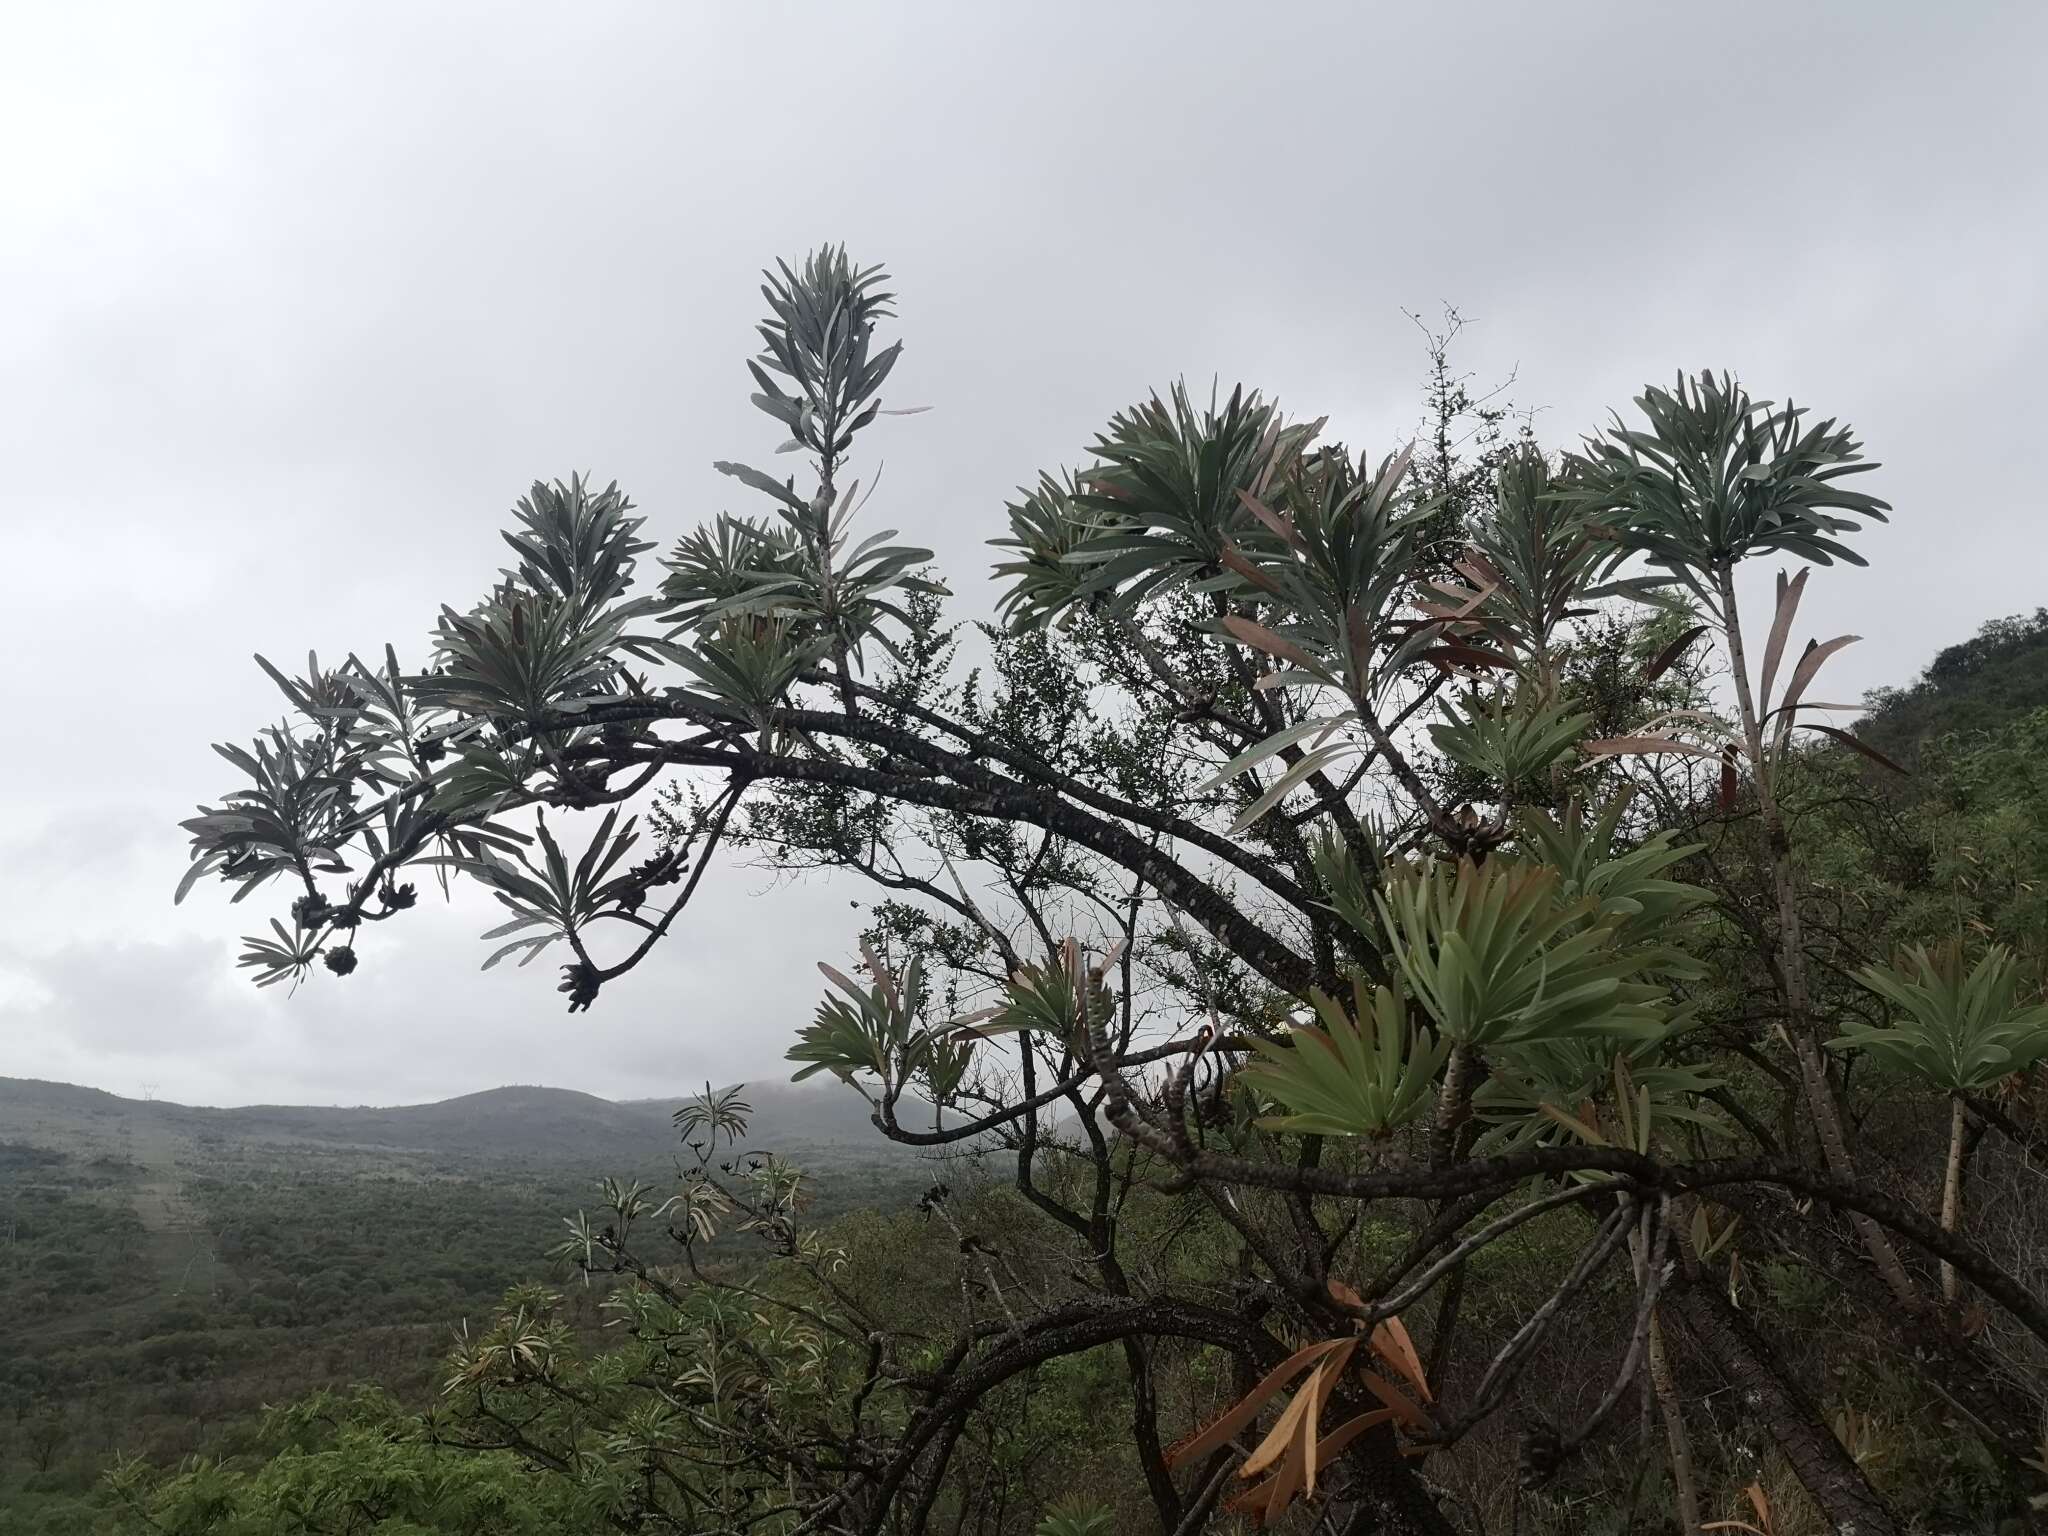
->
1757;566;1808;712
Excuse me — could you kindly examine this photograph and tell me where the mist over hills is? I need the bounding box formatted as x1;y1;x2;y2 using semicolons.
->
0;1072;951;1520
0;1075;915;1174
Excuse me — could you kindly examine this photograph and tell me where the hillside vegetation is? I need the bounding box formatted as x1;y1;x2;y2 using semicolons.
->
1858;607;2048;767
41;237;2048;1532
12;644;2046;1532
0;1078;940;1531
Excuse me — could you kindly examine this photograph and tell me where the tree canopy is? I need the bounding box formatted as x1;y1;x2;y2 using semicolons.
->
175;248;2048;1533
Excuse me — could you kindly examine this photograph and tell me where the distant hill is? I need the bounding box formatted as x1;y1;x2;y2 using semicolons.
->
0;1075;920;1175
0;1073;951;1498
1857;607;2048;766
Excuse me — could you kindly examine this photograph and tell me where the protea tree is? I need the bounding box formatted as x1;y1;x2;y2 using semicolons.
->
1573;375;1926;1311
174;250;2048;1533
1833;943;2048;1298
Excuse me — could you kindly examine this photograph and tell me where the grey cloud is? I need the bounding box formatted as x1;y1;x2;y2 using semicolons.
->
2;2;2043;1103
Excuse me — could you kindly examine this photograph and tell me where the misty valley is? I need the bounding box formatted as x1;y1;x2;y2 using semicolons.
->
0;1077;943;1529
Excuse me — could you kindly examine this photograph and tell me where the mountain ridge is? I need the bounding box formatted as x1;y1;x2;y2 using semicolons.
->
0;1076;777;1116
0;1074;908;1171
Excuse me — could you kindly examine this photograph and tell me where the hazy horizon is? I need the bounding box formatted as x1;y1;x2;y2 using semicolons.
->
0;1070;843;1112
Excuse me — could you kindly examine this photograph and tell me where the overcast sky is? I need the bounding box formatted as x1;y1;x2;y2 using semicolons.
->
2;3;2042;1107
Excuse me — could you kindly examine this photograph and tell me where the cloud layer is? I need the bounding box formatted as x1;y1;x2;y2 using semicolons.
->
3;2;2043;1103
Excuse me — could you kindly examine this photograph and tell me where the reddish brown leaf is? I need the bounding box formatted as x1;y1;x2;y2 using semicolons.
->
1164;1337;1344;1468
1221;1480;1271;1520
860;940;898;1012
1360;1369;1433;1433
1765;701;1859;721
1264;1435;1307;1520
816;961;863;995
1776;634;1859;720
1310;1407;1396;1465
1220;544;1282;595
1455;548;1504;590
1759;567;1809;713
1299;1341;1355;1494
1422;578;1497;621
1235;489;1308;553
1368;1317;1432;1403
1366;441;1416;517
1220;615;1320;673
1748;1479;1773;1525
1801;724;1908;776
1237;1371;1321;1481
1641;622;1709;685
1719;744;1740;811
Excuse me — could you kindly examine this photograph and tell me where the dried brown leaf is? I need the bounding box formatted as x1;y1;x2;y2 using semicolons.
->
817;961;863;996
1311;1407;1396;1465
1759;567;1809;713
1641;622;1710;685
1237;1374;1320;1481
1360;1368;1433;1433
1220;544;1282;595
1423;579;1498;620
1236;489;1308;553
1164;1338;1343;1468
1455;548;1504;589
1776;634;1859;720
859;940;898;1012
1802;724;1908;776
1366;441;1416;517
1369;1316;1432;1403
1220;615;1319;672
